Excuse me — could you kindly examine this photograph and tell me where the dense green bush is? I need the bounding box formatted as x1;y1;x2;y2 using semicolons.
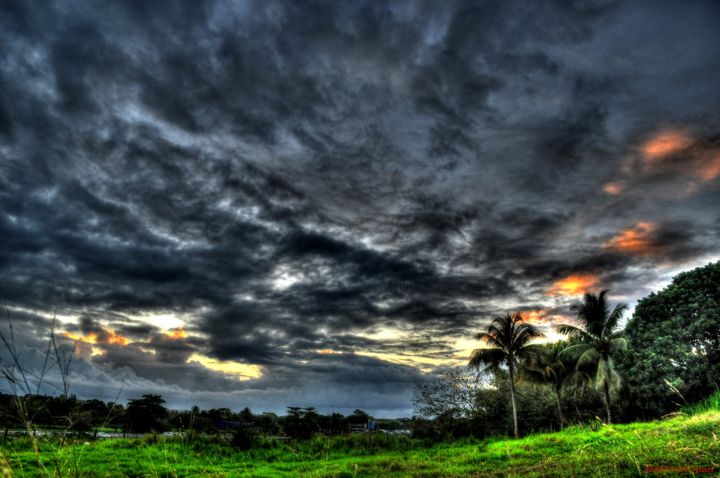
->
618;261;720;418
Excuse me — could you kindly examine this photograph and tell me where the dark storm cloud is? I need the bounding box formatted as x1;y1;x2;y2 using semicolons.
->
1;0;720;414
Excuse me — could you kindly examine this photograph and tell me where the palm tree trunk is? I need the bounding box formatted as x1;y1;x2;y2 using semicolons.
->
554;386;565;430
509;365;519;438
602;359;614;424
603;377;612;424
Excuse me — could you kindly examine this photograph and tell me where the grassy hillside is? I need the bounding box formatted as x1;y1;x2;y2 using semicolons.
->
2;403;719;477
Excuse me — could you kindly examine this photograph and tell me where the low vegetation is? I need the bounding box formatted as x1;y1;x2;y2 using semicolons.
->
2;392;719;477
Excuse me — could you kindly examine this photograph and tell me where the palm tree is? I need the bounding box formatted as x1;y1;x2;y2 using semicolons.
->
558;290;627;424
522;341;574;429
469;313;545;438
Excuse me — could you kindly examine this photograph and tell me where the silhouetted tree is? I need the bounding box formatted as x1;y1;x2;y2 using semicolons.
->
283;406;320;439
469;313;544;438
125;394;168;433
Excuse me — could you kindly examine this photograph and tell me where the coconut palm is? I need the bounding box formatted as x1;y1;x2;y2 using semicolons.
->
469;313;545;438
558;290;627;424
522;341;574;429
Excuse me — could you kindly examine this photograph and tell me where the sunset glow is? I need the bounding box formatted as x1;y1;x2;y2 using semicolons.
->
699;154;720;181
546;274;600;297
603;182;624;195
187;353;262;380
642;131;693;162
64;328;130;346
165;328;187;340
604;222;658;255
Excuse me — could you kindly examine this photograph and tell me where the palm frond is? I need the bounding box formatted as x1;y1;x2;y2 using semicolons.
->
594;358;622;394
517;343;546;360
605;303;628;335
469;347;505;372
610;337;627;353
576;348;601;370
558;343;592;360
557;324;594;342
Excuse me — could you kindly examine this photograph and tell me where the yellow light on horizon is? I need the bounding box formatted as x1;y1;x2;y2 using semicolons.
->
63;329;129;346
187;353;262;380
165;328;187;340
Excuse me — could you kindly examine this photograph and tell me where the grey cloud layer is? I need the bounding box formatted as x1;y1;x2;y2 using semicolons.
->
1;0;719;414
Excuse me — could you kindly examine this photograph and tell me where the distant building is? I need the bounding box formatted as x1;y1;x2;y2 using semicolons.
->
348;423;366;433
349;420;376;433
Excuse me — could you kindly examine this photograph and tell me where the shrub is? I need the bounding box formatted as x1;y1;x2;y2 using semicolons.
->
231;424;259;450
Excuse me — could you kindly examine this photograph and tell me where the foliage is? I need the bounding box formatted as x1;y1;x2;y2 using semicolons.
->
618;261;720;418
231;423;259;450
558;290;627;423
2;404;719;477
522;341;576;428
282;407;321;439
125;394;168;433
469;313;545;437
682;389;720;416
470;370;558;437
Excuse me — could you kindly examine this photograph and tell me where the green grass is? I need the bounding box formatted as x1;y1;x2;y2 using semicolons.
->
2;407;719;477
683;389;720;416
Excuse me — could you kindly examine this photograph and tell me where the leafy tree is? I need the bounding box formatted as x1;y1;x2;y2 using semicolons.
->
558;290;627;424
522;341;575;428
618;261;720;417
255;412;281;435
125;394;168;433
238;407;254;424
472;370;557;437
469;313;544;438
283;406;320;439
319;412;347;435
80;399;109;426
348;409;371;425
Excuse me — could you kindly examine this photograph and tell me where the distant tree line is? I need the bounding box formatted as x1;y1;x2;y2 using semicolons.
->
413;261;720;439
0;392;408;445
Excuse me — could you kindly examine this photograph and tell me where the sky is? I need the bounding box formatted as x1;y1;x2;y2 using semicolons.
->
1;0;719;417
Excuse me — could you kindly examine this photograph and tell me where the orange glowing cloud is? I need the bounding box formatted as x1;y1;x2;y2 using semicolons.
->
546;273;599;297
602;182;624;195
698;154;720;181
521;309;545;322
521;309;559;327
517;310;575;342
165;328;187;340
64;328;129;346
106;330;130;345
521;309;574;325
604;222;658;255
642;131;693;162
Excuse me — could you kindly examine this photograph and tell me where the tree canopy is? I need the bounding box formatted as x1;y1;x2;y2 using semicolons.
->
619;261;720;417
